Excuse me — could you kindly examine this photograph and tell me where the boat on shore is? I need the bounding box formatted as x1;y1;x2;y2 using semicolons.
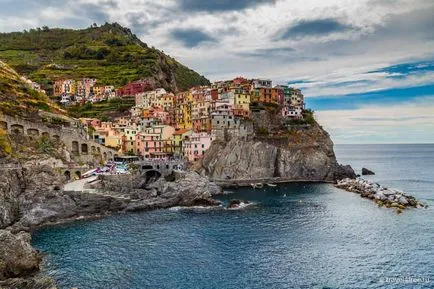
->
267;183;277;187
251;183;264;189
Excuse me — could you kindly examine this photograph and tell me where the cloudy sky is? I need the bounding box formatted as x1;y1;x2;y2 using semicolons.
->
1;0;434;143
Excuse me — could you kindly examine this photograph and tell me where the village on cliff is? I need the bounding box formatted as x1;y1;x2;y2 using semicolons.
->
49;77;306;162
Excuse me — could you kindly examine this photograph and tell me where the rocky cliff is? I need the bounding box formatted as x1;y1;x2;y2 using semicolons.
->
0;161;221;288
202;121;355;183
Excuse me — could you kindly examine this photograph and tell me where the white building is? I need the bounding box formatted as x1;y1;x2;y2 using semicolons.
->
252;79;272;89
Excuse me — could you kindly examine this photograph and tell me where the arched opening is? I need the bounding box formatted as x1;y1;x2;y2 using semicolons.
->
141;170;162;187
97;147;101;153
64;170;71;180
42;132;50;138
74;171;81;179
27;128;39;137
10;124;24;135
103;152;107;160
72;141;79;155
0;121;7;130
52;135;60;141
91;146;96;154
81;143;88;155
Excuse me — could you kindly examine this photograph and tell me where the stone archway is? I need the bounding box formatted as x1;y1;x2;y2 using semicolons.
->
81;143;88;155
52;135;60;141
10;124;24;135
64;171;71;180
0;121;7;130
142;170;162;186
91;146;96;154
42;132;50;138
27;128;39;138
74;171;81;179
103;152;107;160
72;141;79;155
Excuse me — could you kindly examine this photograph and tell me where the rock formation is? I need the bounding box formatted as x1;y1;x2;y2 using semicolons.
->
0;162;221;287
336;178;424;213
202;121;355;183
362;168;375;175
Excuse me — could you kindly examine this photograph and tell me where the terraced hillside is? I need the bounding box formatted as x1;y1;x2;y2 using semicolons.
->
0;60;64;117
0;23;210;94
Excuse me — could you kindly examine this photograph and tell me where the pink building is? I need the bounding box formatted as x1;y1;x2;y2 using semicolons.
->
135;125;175;159
182;132;213;162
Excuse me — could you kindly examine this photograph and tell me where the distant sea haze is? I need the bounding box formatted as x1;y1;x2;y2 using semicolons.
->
33;144;434;289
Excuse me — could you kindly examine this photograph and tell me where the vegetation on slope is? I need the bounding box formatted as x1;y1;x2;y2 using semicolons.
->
0;61;64;117
67;97;135;121
0;23;210;94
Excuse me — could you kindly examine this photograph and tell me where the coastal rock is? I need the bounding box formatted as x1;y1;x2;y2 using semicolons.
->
227;199;251;209
336;178;421;211
398;196;409;205
148;171;221;207
362;168;375;175
0;169;25;229
0;230;40;280
0;276;57;289
202;122;355;182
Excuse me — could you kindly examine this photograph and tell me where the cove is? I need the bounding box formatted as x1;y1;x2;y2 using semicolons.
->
33;182;434;289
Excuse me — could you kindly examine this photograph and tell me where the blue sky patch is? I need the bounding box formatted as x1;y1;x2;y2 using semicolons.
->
307;84;434;111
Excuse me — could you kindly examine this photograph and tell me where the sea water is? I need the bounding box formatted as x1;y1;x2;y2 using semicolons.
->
33;144;434;289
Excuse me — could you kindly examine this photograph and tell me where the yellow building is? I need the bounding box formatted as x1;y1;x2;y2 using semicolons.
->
159;93;175;111
175;102;192;129
234;88;250;111
171;129;192;156
93;86;105;96
105;129;122;150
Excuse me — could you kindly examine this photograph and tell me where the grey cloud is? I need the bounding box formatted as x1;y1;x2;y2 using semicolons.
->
178;0;272;12
124;12;167;35
236;47;295;58
375;7;434;40
79;4;111;24
170;28;216;48
278;18;353;40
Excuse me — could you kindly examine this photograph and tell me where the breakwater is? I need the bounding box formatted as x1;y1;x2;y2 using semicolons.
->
336;178;426;213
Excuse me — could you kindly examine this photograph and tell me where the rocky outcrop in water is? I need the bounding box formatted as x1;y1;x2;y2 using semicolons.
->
98;170;221;211
336;178;425;213
202;122;355;183
2;168;221;232
0;230;40;280
362;168;375;175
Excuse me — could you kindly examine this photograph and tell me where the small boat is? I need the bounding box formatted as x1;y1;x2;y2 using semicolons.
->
251;183;264;189
267;183;277;187
82;168;98;178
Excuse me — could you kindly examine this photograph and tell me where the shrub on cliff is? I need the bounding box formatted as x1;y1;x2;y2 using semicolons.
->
0;128;13;157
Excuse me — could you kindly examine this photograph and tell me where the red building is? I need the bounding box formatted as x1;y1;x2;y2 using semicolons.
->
116;79;155;97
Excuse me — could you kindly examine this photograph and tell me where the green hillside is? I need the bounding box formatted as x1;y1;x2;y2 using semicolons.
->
0;23;209;94
0;60;64;117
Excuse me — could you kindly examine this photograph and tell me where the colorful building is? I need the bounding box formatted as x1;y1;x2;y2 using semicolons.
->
182;132;213;162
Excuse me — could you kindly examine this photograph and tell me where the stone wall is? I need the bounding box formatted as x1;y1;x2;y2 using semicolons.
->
1;114;118;163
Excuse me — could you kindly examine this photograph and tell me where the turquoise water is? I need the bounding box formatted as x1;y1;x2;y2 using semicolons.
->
33;144;434;289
